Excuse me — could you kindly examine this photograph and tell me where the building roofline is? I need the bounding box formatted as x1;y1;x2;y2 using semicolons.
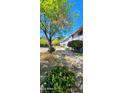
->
60;26;83;43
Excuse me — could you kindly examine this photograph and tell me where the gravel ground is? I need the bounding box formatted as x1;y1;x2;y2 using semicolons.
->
40;47;83;93
40;46;65;53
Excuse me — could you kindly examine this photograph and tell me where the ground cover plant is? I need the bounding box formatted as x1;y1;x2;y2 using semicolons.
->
42;65;76;93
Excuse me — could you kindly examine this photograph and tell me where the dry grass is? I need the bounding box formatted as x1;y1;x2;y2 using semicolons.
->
40;52;58;63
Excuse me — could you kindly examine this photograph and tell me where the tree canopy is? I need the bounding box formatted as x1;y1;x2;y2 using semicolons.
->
40;0;78;51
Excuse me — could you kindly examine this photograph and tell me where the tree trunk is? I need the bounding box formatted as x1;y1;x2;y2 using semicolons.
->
42;24;55;53
49;36;52;47
43;29;51;47
48;36;55;53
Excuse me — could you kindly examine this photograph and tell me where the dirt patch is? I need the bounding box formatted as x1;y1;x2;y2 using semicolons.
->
40;52;58;63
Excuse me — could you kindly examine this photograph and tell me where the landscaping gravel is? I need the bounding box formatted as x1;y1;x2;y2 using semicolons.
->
40;47;83;93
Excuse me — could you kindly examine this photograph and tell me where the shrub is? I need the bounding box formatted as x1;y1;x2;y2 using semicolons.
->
67;40;83;49
42;66;76;93
40;38;49;47
52;39;60;46
48;46;55;53
40;38;60;47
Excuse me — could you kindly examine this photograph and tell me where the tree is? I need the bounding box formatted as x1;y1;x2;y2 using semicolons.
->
40;0;78;53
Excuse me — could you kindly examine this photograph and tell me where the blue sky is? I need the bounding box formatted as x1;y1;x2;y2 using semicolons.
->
67;0;83;36
40;0;83;38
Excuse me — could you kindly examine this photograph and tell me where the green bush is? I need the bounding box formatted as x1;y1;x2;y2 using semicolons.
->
52;39;60;46
40;38;60;47
42;66;76;93
40;38;49;47
67;40;83;49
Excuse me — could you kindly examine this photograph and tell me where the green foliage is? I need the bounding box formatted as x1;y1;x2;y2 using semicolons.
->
40;0;73;32
40;38;60;47
52;39;60;46
67;40;83;49
40;0;78;48
42;66;76;93
40;38;49;47
41;0;70;21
